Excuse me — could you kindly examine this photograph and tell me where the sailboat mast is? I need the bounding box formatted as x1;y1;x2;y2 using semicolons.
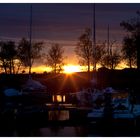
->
93;3;96;70
29;5;32;75
107;24;110;56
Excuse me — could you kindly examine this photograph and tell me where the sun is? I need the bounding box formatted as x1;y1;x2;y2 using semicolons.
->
63;65;80;74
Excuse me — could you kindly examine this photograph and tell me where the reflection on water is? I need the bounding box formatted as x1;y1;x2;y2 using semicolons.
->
48;110;69;121
0;123;138;137
0;107;138;136
39;126;86;137
12;126;88;137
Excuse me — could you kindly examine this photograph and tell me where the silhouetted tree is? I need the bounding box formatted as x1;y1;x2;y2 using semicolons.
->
18;38;43;74
100;41;121;69
101;51;121;69
120;11;140;69
75;28;92;73
122;36;136;68
0;38;43;74
46;43;64;73
18;38;30;69
93;42;106;70
0;41;17;74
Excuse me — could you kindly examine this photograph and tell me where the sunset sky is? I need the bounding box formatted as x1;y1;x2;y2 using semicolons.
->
0;3;139;72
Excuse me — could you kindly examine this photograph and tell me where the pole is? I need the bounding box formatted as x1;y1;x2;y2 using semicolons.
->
29;5;32;76
93;3;96;70
107;24;110;56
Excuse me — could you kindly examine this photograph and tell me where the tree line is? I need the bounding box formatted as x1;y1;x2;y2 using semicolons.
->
0;38;65;74
75;11;140;72
0;38;43;74
0;12;140;74
75;28;121;71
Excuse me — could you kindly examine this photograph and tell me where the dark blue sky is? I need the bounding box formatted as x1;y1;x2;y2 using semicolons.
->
0;3;139;40
0;3;140;64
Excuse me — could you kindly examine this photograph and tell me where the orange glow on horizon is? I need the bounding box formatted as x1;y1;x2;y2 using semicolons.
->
25;62;129;74
30;65;84;73
63;65;81;74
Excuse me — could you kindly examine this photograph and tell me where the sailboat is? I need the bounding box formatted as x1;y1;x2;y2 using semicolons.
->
69;4;140;122
88;4;140;120
22;5;46;93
